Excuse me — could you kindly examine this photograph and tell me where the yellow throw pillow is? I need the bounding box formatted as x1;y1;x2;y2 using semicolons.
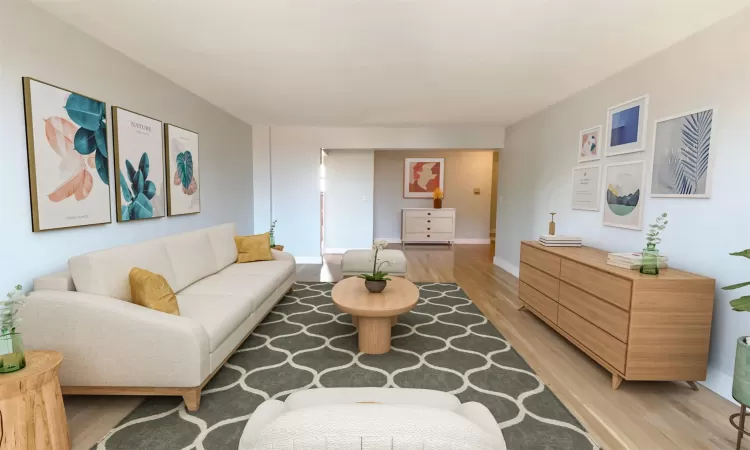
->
235;232;273;263
129;268;180;316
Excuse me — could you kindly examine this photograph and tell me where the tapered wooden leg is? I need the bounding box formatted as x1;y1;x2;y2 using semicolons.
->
357;317;392;354
687;381;699;391
183;388;201;412
612;374;623;390
517;303;527;312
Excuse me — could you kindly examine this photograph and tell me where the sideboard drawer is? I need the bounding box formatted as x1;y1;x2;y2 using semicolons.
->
403;232;454;242
404;217;453;233
558;306;627;373
560;260;632;310
519;263;559;301
521;244;561;277
559;282;629;342
519;281;558;323
403;209;454;219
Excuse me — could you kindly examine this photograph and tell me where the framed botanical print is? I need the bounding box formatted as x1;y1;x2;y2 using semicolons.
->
403;157;444;198
22;77;111;232
603;160;645;230
112;107;166;221
605;95;649;156
164;124;200;216
650;108;715;198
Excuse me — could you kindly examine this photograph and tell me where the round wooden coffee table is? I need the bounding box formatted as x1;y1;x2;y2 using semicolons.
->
0;350;70;449
332;277;419;354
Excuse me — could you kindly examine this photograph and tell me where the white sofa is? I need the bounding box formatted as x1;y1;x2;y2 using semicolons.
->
240;388;506;449
23;223;295;411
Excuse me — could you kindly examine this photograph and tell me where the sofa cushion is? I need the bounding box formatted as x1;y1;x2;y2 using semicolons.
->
207;223;238;272
163;229;218;292
69;240;176;302
177;293;256;352
235;233;273;263
218;260;295;290
179;272;277;305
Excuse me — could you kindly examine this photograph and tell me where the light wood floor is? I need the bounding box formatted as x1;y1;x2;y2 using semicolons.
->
66;244;740;450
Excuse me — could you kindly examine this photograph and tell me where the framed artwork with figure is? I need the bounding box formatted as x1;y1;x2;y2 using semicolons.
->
403;157;445;198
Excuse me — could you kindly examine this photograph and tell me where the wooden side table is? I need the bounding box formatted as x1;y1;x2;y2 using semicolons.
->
272;245;285;251
0;350;70;449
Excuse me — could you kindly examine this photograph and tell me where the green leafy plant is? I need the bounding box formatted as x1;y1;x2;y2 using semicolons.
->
358;240;392;282
724;250;750;311
119;152;156;221
269;219;278;237
646;213;668;247
1;285;24;337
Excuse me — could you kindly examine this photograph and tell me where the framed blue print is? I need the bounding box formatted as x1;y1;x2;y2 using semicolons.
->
605;95;649;156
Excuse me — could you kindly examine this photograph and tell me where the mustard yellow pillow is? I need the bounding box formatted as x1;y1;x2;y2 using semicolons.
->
129;268;180;316
235;232;273;263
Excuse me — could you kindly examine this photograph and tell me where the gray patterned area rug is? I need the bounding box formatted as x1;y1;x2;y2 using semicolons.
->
96;282;597;449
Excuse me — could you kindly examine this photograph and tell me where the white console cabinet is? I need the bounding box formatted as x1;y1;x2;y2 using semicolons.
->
401;208;456;245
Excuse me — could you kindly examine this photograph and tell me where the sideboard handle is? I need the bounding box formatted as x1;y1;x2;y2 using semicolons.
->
427;228;431;231
427;235;431;237
427;213;431;215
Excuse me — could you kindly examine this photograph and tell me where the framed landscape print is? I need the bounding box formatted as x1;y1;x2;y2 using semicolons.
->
578;125;601;162
571;165;601;211
165;124;200;216
403;157;444;198
603;160;645;230
650;108;715;198
22;77;111;232
605;95;649;156
113;107;165;221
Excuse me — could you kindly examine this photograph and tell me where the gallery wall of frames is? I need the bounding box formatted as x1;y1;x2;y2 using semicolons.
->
571;93;714;230
22;77;201;232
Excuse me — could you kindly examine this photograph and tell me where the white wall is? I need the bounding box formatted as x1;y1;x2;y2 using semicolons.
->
252;125;272;234
374;150;495;242
495;8;750;400
0;0;254;290
323;150;375;252
267;126;505;262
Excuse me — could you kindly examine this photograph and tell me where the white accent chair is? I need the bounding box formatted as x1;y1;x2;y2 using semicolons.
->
341;249;407;277
239;388;506;449
23;223;295;411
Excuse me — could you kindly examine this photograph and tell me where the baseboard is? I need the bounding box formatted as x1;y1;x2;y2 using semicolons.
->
295;256;323;264
703;365;737;405
455;238;491;244
493;256;519;277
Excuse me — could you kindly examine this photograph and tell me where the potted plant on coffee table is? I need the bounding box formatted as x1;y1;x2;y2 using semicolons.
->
359;240;392;293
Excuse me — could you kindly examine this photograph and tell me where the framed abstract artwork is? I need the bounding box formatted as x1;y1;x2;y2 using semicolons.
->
578;125;602;162
112;107;166;221
571;164;601;211
22;77;111;232
603;160;645;230
403;157;444;198
650;108;715;198
605;95;649;156
164;124;200;216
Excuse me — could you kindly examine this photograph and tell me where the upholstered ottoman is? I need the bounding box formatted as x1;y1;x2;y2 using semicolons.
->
341;249;407;277
239;388;506;449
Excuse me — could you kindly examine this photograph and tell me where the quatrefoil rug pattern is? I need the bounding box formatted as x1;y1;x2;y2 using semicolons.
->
96;282;597;449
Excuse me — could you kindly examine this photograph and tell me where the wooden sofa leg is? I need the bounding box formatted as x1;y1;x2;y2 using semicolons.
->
183;388;201;412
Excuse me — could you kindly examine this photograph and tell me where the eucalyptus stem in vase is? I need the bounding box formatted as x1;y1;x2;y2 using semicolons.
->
269;219;278;247
641;213;668;275
0;285;26;373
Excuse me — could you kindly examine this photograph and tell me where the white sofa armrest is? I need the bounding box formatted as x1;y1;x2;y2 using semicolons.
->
22;290;210;388
271;249;295;264
34;270;75;292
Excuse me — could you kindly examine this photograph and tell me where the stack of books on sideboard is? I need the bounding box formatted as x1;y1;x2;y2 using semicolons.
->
607;252;668;270
538;235;582;247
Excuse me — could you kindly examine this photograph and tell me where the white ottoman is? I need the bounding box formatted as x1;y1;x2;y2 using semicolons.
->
239;388;506;449
341;249;407;277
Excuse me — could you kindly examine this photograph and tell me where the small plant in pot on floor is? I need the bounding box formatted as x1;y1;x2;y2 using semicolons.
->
724;250;750;409
359;240;391;293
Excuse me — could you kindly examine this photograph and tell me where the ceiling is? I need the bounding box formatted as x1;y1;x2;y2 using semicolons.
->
31;0;750;126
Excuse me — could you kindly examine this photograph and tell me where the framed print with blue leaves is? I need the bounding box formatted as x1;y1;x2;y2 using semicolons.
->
164;124;200;216
22;77;111;232
113;107;166;222
650;108;715;198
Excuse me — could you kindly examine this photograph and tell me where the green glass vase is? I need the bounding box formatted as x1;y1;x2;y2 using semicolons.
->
639;243;660;275
0;333;26;373
734;337;750;405
270;233;276;247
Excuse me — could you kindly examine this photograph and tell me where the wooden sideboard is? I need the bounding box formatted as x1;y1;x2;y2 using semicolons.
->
401;208;455;245
517;241;715;390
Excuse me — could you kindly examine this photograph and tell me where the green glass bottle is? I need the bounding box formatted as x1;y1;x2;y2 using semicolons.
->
0;333;26;373
639;243;660;275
